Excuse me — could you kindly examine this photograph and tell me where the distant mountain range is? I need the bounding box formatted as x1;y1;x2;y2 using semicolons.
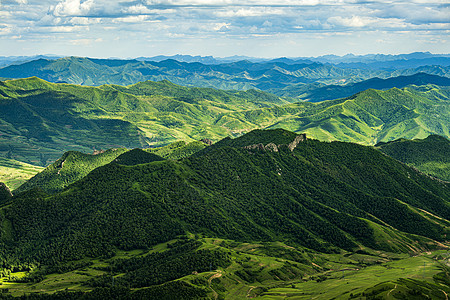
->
2;52;448;66
0;55;449;96
273;72;450;101
0;55;61;67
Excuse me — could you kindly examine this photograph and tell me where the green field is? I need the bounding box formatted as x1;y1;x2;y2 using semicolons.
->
1;237;448;299
0;157;43;190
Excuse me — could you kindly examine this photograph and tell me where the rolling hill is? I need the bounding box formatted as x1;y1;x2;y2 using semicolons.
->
0;77;448;169
13;140;208;195
0;77;290;165
14;148;128;194
217;85;450;144
0;129;449;298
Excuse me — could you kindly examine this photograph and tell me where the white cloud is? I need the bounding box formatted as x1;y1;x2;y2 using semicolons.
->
213;22;230;31
126;4;154;14
0;0;448;57
2;0;28;4
0;24;12;35
327;16;376;27
113;15;151;23
143;0;355;5
52;0;94;17
327;15;409;29
70;17;101;24
69;37;102;45
48;25;85;32
215;7;286;18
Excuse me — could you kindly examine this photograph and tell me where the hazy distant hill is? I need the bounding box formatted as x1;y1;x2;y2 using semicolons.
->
0;56;449;93
273;73;450;101
0;55;60;67
304;52;450;65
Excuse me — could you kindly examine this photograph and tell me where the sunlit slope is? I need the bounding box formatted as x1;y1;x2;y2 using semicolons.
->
0;157;43;191
0;78;448;167
14;140;208;195
378;135;450;181
14;148;128;194
257;85;449;144
0;77;289;165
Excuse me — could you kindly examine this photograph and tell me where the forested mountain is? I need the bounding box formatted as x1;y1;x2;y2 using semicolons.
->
0;56;449;94
0;129;449;298
0;77;448;169
14;148;128;194
378;135;450;182
12;141;208;194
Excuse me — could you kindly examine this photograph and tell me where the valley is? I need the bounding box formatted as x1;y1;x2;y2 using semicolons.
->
1;237;449;299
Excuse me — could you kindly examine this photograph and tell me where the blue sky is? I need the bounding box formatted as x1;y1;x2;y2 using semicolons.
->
1;0;449;58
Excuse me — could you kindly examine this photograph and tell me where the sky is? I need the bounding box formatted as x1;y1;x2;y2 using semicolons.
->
0;0;449;58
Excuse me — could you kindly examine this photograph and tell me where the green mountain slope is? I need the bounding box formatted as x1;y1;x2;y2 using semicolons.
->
1;77;449;168
0;129;449;298
14;148;128;194
0;182;12;204
377;135;450;181
2;130;449;262
221;85;450;144
13;141;208;195
0;77;290;165
146;140;208;160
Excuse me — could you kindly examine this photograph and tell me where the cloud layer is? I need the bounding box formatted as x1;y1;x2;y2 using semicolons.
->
0;0;448;57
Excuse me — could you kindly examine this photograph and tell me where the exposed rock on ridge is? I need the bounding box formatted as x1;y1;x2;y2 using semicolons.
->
243;133;307;152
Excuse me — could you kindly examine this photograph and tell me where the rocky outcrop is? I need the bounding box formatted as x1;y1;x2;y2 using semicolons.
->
244;143;278;152
265;143;279;152
200;138;213;146
93;149;106;155
288;133;307;151
243;133;306;153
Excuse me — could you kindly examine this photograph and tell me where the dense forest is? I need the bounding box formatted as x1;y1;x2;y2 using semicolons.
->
0;129;449;298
